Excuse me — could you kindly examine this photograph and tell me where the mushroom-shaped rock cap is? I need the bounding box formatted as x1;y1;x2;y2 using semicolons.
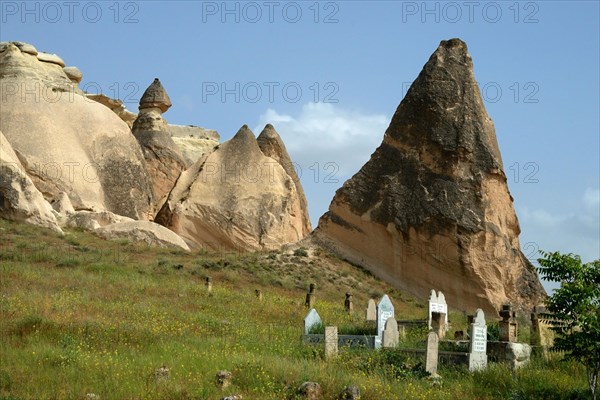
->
139;78;172;113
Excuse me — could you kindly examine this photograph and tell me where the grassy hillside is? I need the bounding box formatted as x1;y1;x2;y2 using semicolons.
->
0;219;589;399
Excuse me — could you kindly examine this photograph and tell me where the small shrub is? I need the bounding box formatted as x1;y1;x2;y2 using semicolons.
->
293;248;309;257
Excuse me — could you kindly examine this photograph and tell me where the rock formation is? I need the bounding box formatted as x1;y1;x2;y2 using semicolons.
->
313;39;545;314
156;125;308;251
0;130;62;233
168;125;219;165
96;221;190;251
0;42;154;220
132;79;188;212
257;124;312;237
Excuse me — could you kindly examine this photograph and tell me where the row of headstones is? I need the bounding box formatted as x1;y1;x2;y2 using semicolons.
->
304;294;400;352
425;308;488;374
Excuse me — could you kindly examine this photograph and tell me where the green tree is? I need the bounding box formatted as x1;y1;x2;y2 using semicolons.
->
537;251;600;400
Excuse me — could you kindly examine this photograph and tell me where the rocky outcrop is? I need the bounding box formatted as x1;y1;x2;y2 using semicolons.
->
96;221;190;251
156;125;308;251
0;130;62;233
313;39;545;314
168;125;219;165
0;42;154;220
257;124;311;236
132;79;187;212
85;93;137;128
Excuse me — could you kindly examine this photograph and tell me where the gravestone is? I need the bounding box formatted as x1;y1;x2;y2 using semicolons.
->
205;276;212;292
305;283;316;308
304;308;322;334
366;299;376;321
255;289;263;301
344;292;354;313
375;295;395;348
324;326;338;358
499;304;518;342
382;317;399;348
530;306;555;359
428;290;448;339
425;331;439;375
468;308;488;371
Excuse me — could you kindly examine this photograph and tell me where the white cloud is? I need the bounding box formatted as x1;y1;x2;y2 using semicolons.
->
518;188;600;266
254;102;389;178
254;102;390;227
583;188;600;209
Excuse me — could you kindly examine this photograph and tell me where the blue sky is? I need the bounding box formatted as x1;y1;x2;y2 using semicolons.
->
2;1;599;291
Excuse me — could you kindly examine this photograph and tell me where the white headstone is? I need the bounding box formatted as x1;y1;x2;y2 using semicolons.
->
428;290;448;330
382;317;399;348
324;326;338;358
366;299;377;321
304;308;322;334
425;331;439;375
468;308;488;371
375;295;395;348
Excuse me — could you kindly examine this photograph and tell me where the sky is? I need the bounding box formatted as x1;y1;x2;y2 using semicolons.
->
2;0;599;292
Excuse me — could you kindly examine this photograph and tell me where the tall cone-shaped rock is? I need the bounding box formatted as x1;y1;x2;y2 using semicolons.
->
257;124;312;236
132;79;187;213
156;125;308;251
313;39;545;314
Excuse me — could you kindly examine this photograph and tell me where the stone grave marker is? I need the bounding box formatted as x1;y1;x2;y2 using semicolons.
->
305;283;316;308
344;292;354;313
205;276;212;292
468;308;488;371
425;331;439;375
375;294;395;348
382;317;399;348
325;326;338;358
366;299;376;321
499;304;518;342
304;308;322;335
428;290;448;339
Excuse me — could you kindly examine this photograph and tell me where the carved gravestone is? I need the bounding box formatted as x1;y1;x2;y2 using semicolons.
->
305;283;316;308
375;295;395;349
325;326;338;359
468;309;488;371
304;308;322;334
499;304;518;342
425;331;439;375
344;292;354;313
428;290;448;339
382;317;399;348
366;299;376;321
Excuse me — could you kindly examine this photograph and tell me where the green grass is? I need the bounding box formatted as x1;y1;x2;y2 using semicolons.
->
0;219;590;399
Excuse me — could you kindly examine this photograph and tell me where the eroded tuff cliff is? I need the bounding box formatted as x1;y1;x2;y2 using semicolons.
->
155;125;310;251
0;42;154;219
313;39;545;314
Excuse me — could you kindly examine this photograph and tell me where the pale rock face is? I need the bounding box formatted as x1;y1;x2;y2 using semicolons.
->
96;221;190;251
168;125;220;165
0;43;73;93
85;93;138;128
313;39;545;314
257;124;312;237
63;66;83;84
65;210;134;231
0;43;154;220
0;130;62;233
156;125;307;251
